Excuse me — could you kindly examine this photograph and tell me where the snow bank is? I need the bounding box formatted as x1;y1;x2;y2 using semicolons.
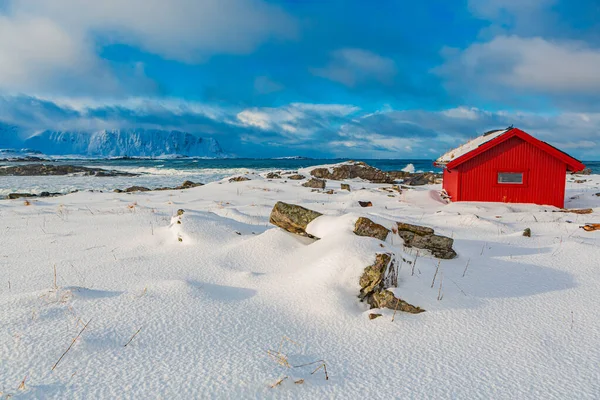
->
0;166;599;398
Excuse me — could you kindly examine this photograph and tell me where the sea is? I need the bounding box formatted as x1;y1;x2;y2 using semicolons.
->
1;158;599;197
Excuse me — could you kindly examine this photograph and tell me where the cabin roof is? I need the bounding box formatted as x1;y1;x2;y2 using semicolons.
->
435;128;511;166
435;127;585;172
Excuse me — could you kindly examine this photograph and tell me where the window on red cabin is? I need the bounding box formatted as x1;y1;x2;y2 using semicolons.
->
497;172;524;184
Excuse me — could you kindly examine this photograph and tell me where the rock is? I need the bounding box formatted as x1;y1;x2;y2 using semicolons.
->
325;189;334;195
229;176;251;183
8;193;37;199
124;186;151;192
358;201;373;207
370;290;425;313
341;183;351;191
574;180;586;184
302;178;326;189
359;253;424;314
113;189;123;193
402;172;441;186
177;209;185;216
354;217;390;241
269;202;323;237
387;171;411;180
39;191;62;197
577;168;592;175
396;222;434;236
310;161;394;183
595;193;600;197
0;164;137;177
287;174;305;180
266;172;281;179
523;228;531;237
178;180;203;189
368;313;382;320
392;185;402;193
396;222;457;259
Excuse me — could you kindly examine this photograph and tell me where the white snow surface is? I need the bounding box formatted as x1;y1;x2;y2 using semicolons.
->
1;165;599;399
20;129;224;158
436;128;510;165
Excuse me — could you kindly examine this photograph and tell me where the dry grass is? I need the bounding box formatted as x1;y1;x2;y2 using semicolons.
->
267;336;329;388
51;318;92;371
124;327;142;347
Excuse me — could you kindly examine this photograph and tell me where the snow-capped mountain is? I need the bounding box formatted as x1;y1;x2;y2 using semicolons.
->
15;128;225;158
0;122;23;148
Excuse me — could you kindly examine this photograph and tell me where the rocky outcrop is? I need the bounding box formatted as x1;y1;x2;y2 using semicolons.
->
396;222;457;259
402;172;442;186
577;168;592;175
118;186;151;193
266;172;281;179
287;174;306;180
229;176;251;183
8;193;37;199
310;161;394;184
0;164;137;177
341;183;351;191
387;171;412;180
359;253;424;314
179;180;203;189
358;201;373;207
302;178;326;189
269;202;323;237
354;217;390;241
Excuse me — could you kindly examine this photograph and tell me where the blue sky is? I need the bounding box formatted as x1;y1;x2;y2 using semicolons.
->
0;0;599;158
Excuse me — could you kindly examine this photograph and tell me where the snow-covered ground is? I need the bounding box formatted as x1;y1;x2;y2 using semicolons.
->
1;166;599;399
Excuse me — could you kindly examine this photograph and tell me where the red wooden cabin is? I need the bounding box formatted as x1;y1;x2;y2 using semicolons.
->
434;127;585;208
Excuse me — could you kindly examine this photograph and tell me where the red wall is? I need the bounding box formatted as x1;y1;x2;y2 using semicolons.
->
442;168;459;200
446;136;567;208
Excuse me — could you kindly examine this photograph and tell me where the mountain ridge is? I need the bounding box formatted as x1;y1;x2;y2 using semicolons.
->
0;124;225;158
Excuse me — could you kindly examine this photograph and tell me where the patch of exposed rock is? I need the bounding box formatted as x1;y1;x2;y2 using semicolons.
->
302;178;326;189
287;174;306;180
576;168;592;175
269;201;323;237
402;172;442;186
354;217;389;241
229;176;251;183
0;164;137;177
341;183;351;191
266;172;282;179
359;253;424;313
396;222;456;259
310;161;394;184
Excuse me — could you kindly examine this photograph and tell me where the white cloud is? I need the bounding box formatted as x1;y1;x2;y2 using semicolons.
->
236;103;359;139
437;35;600;94
311;48;397;87
0;0;296;94
0;95;598;159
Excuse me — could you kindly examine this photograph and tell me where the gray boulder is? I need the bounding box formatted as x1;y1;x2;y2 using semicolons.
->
269;202;323;237
8;193;37;199
302;178;326;189
359;253;424;313
354;217;390;241
396;222;457;259
229;176;251;183
402;173;441;186
310;161;394;183
124;186;151;192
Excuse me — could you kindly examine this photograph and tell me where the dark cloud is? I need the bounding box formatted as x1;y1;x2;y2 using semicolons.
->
1;96;597;159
